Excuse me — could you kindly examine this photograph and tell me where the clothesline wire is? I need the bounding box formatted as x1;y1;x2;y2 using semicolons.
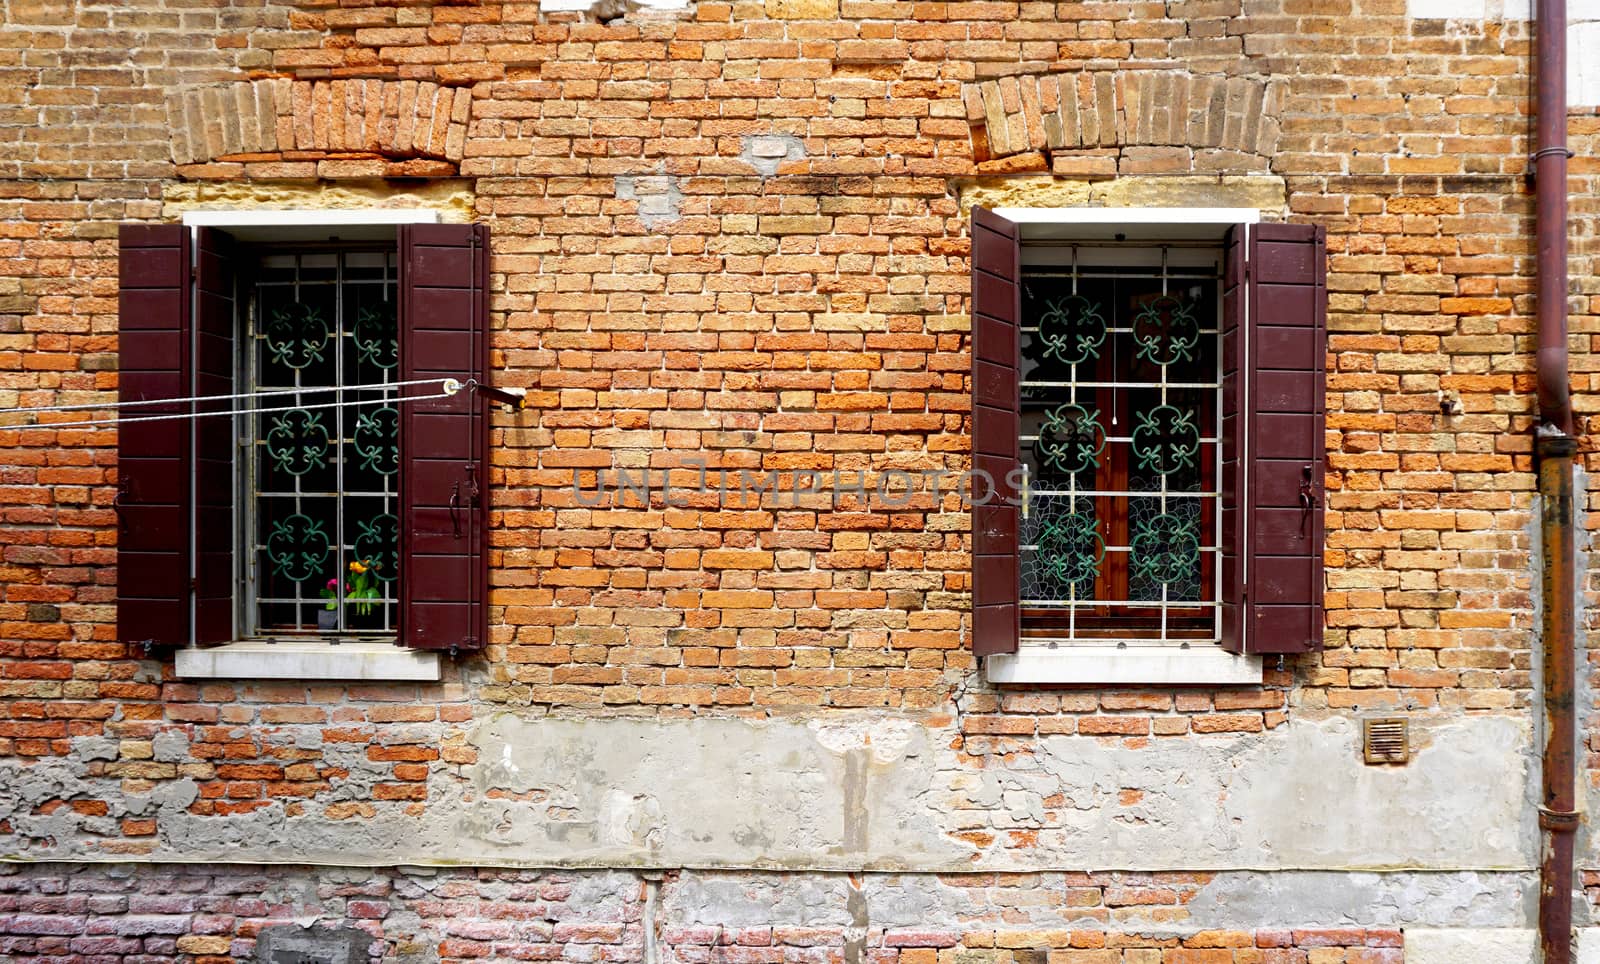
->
0;376;460;416
0;389;460;432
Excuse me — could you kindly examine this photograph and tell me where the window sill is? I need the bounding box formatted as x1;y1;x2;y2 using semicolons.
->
984;644;1263;686
174;639;441;681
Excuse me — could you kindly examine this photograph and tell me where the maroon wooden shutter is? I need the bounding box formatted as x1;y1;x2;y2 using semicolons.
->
192;228;236;644
117;225;191;649
1222;222;1327;654
398;223;489;653
970;207;1022;657
1219;225;1246;652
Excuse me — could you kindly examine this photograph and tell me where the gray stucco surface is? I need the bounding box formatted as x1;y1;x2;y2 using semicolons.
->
0;711;1535;871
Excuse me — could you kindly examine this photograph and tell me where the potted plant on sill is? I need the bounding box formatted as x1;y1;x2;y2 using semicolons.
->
318;576;340;631
318;558;383;632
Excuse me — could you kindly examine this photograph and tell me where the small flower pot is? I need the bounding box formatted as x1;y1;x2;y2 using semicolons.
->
316;609;339;632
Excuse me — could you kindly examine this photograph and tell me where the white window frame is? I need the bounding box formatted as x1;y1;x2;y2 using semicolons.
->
173;208;443;682
982;206;1264;686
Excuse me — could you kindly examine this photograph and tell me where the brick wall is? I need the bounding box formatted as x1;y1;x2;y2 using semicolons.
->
0;864;1408;964
0;0;1595;945
0;0;1585;717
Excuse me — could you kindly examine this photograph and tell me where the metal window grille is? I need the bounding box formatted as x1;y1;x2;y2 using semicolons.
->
243;249;400;637
1018;244;1223;645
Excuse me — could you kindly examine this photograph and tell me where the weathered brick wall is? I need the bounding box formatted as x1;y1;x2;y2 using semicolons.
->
0;863;1420;963
0;0;1596;943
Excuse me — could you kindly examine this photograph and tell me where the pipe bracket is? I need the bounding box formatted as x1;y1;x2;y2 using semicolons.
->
1536;431;1580;460
1539;806;1581;832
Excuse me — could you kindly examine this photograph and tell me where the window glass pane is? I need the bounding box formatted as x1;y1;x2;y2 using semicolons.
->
248;248;399;636
1018;246;1221;643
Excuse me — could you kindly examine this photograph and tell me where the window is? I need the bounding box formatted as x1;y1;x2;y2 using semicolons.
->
1020;245;1223;644
248;248;406;634
971;207;1327;683
115;217;490;676
246;248;402;636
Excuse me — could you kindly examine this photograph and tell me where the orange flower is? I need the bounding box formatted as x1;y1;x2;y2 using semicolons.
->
349;559;369;575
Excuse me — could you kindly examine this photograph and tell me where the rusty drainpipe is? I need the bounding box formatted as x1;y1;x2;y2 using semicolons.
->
1534;0;1578;954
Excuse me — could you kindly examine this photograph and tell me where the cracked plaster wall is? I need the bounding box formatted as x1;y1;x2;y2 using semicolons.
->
1;713;1536;873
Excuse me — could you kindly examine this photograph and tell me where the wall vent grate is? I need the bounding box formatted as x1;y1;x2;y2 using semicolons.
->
1363;717;1409;764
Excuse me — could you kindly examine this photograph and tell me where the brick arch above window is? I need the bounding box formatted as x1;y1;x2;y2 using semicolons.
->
963;71;1285;175
166;79;473;179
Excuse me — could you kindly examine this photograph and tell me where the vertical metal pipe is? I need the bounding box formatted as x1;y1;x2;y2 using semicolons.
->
1540;435;1578;964
1533;0;1577;955
1535;0;1573;439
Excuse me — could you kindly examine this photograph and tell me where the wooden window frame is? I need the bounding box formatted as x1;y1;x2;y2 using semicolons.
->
1017;244;1224;645
117;210;490;680
971;207;1326;684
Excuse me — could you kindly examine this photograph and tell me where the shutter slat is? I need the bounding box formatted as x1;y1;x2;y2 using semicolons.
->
399;223;489;653
193;227;236;645
117;224;192;649
969;207;1021;657
1222;222;1327;655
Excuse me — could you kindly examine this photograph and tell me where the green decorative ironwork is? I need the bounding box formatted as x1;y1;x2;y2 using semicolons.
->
1035;403;1103;476
353;302;398;370
1037;294;1106;366
265;514;331;584
352;407;398;475
354;513;398;583
1036;509;1103;587
1131;404;1199;476
264;409;329;476
1131;294;1199;366
1130;510;1201;587
263;302;330;370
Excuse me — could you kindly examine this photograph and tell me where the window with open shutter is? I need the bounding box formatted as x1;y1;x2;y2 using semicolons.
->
969;209;1326;671
115;218;491;665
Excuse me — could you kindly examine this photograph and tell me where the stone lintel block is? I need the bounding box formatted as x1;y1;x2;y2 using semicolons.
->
1050;153;1118;177
317;157;387;178
765;0;839;17
975;151;1048;175
979;82;1008;157
962;84;986;124
243;161;319;179
1119;146;1193;175
165;92;194;165
176;162;244;179
386;158;458;177
233;83;259;154
1017;75;1046;152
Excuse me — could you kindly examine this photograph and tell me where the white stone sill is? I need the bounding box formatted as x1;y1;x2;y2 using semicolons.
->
174;640;441;681
985;644;1263;686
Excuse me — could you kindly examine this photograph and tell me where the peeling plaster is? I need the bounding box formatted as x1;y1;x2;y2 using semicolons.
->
0;715;1535;871
615;171;683;229
741;134;806;178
